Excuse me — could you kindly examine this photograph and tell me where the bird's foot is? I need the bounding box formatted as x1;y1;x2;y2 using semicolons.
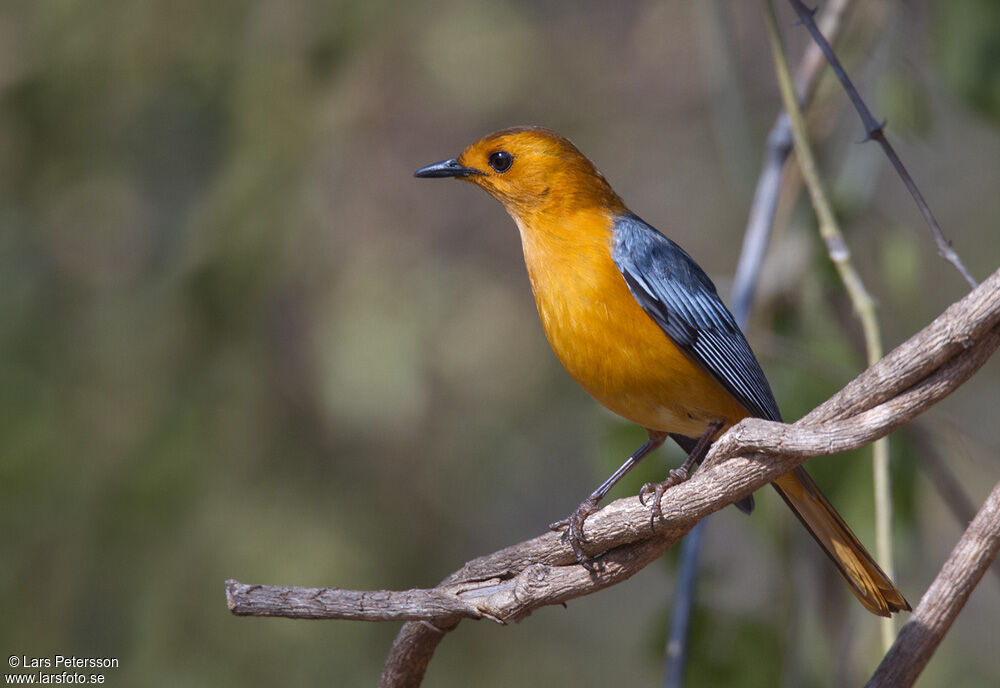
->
549;496;602;572
638;466;691;528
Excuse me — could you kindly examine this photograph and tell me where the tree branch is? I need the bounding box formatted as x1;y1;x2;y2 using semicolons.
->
226;267;1000;688
866;480;1000;687
785;0;979;288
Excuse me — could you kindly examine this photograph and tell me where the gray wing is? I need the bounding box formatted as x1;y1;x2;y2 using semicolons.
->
611;213;781;422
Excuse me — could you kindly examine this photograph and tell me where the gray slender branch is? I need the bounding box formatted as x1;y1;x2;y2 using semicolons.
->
223;267;1000;688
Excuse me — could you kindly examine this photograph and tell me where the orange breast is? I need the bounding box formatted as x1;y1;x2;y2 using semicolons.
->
515;208;749;437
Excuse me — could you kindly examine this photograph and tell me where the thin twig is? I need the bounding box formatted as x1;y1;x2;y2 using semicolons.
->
762;0;897;650
785;0;978;289
866;481;1000;687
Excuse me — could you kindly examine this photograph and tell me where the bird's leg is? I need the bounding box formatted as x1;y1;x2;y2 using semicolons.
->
550;432;667;569
639;420;724;525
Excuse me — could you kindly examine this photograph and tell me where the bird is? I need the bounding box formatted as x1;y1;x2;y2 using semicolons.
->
414;126;909;617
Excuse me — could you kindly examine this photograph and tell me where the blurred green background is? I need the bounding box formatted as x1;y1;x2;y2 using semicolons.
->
2;1;999;686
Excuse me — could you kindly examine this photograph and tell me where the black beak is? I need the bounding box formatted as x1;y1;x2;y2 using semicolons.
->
413;158;482;178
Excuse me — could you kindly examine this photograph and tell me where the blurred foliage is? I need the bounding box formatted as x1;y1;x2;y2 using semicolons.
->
1;1;998;686
683;610;784;688
934;0;1000;123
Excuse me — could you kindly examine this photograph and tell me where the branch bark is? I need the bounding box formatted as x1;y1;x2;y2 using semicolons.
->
225;267;1000;688
867;481;1000;687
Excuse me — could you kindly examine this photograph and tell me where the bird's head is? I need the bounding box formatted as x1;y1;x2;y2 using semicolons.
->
414;127;626;221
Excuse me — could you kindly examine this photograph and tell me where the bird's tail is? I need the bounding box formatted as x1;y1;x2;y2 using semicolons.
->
772;466;910;617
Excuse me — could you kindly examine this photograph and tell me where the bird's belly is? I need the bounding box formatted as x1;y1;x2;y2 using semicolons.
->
535;277;748;436
557;332;743;435
518;212;748;436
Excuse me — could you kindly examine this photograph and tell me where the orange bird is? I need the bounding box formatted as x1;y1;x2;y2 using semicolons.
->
415;126;909;617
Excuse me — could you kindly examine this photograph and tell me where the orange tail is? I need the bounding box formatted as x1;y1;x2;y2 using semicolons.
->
772;466;910;617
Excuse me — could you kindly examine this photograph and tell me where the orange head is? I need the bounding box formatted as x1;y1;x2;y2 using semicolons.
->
414;127;627;221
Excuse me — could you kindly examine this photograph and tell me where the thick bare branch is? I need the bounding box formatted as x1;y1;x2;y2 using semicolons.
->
867;481;1000;687
707;328;1000;465
224;268;1000;688
805;267;1000;424
378;620;457;688
225;581;482;622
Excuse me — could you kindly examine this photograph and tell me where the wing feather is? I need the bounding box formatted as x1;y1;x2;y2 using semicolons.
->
612;214;781;422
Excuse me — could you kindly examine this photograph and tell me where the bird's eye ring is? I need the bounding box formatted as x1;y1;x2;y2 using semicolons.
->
488;150;513;173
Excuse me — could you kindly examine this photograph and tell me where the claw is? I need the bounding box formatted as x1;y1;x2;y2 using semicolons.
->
639;468;694;530
638;481;656;506
553;496;602;571
669;466;689;482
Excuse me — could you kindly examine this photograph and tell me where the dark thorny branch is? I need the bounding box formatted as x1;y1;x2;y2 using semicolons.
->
786;0;979;289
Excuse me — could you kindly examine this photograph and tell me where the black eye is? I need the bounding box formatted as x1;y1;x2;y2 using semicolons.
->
488;150;513;173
